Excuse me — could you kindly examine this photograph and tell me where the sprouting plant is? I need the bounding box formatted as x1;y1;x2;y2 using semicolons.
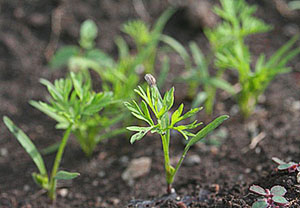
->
50;9;175;128
205;0;300;118
122;11;173;75
272;157;300;183
249;185;289;208
3;116;79;200
161;36;235;115
125;74;229;193
29;72;115;157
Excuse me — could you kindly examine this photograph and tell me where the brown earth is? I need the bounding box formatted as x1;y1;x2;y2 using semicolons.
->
0;0;300;207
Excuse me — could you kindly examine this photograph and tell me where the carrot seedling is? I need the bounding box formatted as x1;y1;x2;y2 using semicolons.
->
125;74;229;193
3;117;79;200
206;0;300;118
29;72;114;157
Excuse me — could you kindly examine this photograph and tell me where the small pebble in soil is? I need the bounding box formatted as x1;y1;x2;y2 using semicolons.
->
245;168;251;174
23;184;30;192
92;180;99;186
256;165;263;172
283;24;300;37
95;196;102;203
58;188;68;198
109;197;120;206
122;157;152;185
119;155;129;166
184;155;201;166
0;148;8;157
229;105;239;116
292;100;300;111
97;170;106;178
255;147;261;154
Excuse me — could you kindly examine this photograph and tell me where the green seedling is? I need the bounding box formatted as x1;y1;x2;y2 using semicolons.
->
30;72;115;157
206;0;300;118
161;35;235;115
50;9;175;128
272;157;300;183
50;8;175;97
125;74;229;193
3;117;79;200
249;185;289;207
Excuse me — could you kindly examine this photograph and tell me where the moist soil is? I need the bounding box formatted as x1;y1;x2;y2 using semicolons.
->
0;0;300;207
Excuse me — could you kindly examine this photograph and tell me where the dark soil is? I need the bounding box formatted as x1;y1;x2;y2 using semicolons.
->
1;0;300;207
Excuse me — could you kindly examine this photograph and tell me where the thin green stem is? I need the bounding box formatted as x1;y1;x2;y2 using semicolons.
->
172;146;190;182
161;134;172;186
48;125;72;200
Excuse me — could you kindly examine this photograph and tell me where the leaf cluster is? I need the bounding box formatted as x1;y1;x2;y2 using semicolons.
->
205;0;300;117
125;75;229;188
30;72;113;129
30;72;115;156
249;185;289;207
272;157;300;183
125;85;203;143
162;36;235;114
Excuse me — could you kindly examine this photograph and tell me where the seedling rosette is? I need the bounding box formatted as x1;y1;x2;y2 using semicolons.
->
272;157;300;183
125;74;229;193
249;185;289;207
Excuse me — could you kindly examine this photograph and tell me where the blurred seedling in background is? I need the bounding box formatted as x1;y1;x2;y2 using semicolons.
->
50;8;175;101
125;74;229;193
249;185;289;208
206;0;300;118
161;36;235;115
30;72;115;157
272;157;300;183
3;116;79;201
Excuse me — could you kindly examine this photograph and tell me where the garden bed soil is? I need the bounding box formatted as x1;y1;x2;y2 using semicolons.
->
0;0;300;207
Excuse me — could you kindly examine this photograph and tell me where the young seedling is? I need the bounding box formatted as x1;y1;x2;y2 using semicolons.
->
50;9;175;128
205;0;300;118
161;36;235;115
125;74;229;193
272;157;300;183
249;185;289;207
30;72;114;157
3;117;79;200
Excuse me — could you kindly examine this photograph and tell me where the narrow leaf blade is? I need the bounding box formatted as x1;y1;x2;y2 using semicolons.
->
3;116;47;176
272;157;286;165
54;171;80;180
187;115;229;148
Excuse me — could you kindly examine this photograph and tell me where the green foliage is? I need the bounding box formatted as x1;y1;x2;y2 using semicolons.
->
205;0;300;118
161;35;235;115
30;72;116;156
79;19;98;50
50;9;175;130
54;171;80;180
125;74;228;192
3;116;79;200
123;20;150;48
